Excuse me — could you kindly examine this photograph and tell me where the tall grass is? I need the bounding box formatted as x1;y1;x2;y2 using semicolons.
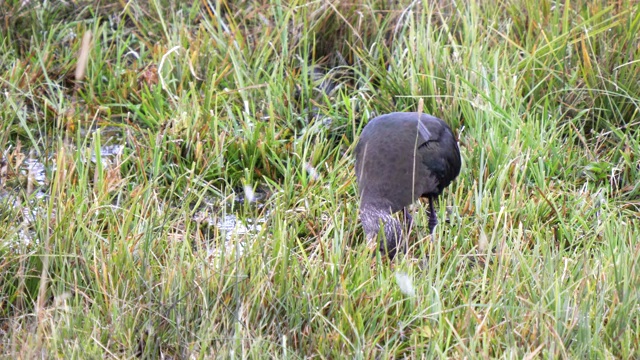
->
1;0;639;358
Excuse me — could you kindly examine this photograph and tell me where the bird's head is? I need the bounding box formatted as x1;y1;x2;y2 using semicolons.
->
360;206;404;259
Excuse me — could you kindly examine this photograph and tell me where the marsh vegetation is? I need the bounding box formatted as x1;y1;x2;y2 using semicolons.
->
1;0;639;358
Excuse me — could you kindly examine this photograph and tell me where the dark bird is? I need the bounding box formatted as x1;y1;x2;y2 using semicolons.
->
355;112;461;258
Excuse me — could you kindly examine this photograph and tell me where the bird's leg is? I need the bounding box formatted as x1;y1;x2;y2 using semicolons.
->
428;196;438;236
403;207;414;233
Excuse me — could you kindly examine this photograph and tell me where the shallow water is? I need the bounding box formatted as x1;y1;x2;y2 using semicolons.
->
1;128;270;254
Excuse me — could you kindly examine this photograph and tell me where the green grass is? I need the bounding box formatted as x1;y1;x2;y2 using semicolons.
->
1;0;639;358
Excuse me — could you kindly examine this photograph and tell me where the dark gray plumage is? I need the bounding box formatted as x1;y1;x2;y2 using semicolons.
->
355;112;461;258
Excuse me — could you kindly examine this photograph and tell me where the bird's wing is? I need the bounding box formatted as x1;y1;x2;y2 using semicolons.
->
416;119;432;142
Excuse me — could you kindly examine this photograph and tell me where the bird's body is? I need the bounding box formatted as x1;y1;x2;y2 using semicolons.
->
355;112;461;258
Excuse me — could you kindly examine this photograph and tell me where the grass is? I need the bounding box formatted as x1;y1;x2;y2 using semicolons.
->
1;0;639;358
